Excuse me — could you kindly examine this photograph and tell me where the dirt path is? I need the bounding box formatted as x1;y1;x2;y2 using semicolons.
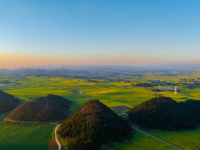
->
131;125;183;150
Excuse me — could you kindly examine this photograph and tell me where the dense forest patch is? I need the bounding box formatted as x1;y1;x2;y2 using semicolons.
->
7;94;72;122
128;96;200;130
180;100;200;122
134;83;152;87
0;89;20;113
58;100;132;150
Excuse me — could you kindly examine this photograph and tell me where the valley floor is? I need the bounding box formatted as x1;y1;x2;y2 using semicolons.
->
1;74;200;150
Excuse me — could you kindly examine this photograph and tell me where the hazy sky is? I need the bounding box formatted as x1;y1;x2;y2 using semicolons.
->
0;0;200;68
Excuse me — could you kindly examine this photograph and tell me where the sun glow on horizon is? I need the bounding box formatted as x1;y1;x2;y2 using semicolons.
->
0;52;199;69
0;1;200;68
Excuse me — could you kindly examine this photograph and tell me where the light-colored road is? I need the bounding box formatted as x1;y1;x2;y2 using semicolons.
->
196;146;200;150
4;113;61;149
80;92;93;100
55;124;61;150
131;125;183;150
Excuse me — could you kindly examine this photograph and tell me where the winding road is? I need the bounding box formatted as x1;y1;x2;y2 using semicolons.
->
3;113;61;150
196;146;200;150
55;124;61;150
3;112;61;150
131;125;183;150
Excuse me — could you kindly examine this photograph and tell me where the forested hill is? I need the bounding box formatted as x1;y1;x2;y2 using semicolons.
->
58;100;132;150
180;100;200;121
7;94;72;122
128;96;200;130
0;90;20;113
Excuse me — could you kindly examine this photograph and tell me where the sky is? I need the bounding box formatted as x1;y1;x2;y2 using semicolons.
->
0;0;200;68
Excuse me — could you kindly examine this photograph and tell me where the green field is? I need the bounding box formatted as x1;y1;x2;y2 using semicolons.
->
0;72;200;150
142;128;200;150
106;130;177;150
0;121;54;150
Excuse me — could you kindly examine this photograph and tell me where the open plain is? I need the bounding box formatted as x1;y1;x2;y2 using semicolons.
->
0;71;200;150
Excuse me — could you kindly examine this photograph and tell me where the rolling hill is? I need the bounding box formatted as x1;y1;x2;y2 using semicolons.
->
128;96;198;130
7;94;72;122
0;89;20;113
58;100;132;150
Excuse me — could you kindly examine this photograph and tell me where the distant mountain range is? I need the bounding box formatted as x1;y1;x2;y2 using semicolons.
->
0;64;200;76
0;68;90;76
29;64;200;70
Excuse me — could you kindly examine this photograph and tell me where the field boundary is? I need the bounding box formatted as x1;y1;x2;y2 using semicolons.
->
5;117;58;125
131;125;183;150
